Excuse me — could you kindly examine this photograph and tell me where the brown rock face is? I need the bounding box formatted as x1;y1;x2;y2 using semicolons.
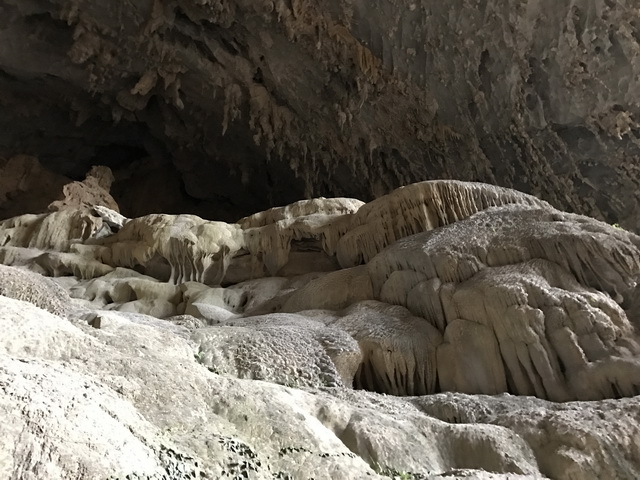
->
0;155;68;219
1;1;640;226
49;165;120;212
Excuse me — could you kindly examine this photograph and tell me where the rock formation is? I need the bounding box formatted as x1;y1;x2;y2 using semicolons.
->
1;179;640;479
2;1;640;227
3;1;640;477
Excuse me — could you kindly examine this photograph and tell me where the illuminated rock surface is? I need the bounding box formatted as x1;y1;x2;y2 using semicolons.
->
1;180;639;479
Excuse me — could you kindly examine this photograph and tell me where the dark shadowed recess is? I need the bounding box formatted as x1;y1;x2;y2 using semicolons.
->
0;71;308;222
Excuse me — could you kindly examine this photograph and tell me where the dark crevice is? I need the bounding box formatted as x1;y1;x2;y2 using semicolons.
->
478;49;493;97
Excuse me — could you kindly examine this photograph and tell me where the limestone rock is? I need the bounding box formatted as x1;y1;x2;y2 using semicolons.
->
92;197;358;285
411;392;640;480
336;181;551;268
0;356;208;480
92;204;128;231
369;204;640;400
0;181;555;288
0;264;71;317
333;301;443;396
0;246;47;269
49;165;120;213
71;268;182;318
96;214;244;284
2;180;640;403
33;251;114;279
0;155;68;219
2;180;640;478
4;293;629;480
0;208;104;252
238;197;364;228
0;294;536;479
282;266;374;312
166;314;208;331
192;314;362;389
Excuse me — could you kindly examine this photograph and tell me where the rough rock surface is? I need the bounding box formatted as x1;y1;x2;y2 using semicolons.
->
0;264;71;316
1;180;640;479
48;165;120;213
0;155;68;219
2;1;640;227
369;205;640;399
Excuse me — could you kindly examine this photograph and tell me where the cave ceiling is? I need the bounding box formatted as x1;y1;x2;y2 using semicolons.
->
1;0;640;226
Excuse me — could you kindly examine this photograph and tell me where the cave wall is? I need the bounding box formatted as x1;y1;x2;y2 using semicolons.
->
1;0;639;226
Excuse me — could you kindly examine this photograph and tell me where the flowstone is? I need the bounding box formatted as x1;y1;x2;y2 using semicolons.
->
1;180;640;478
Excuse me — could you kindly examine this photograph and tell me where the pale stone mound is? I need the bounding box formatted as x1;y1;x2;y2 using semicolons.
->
70;268;183;318
332;301;443;396
0;245;45;268
368;204;640;400
241;212;348;277
0;164;122;255
166;313;208;331
33;251;114;279
0;264;71;316
192;313;362;389
281;266;374;312
411;392;640;480
0;357;206;480
336;180;552;268
0;209;104;252
238;197;364;228
239;197;363;275
228;300;443;396
93;198;359;285
92;204;128;227
2;179;640;478
0;181;548;290
96;214;243;284
1;294;559;479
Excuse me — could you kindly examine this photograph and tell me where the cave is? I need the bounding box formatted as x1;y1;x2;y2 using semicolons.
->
2;1;640;479
2;0;640;228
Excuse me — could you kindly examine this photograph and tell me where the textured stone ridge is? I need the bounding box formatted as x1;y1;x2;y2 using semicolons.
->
1;1;640;227
0;264;71;316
